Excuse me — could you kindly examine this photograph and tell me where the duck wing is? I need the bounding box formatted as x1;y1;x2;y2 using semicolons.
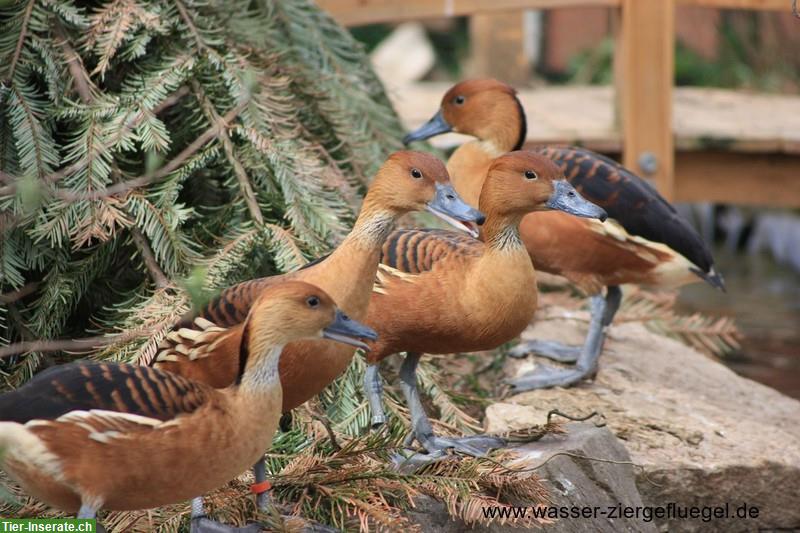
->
380;228;482;274
534;145;720;286
0;362;211;424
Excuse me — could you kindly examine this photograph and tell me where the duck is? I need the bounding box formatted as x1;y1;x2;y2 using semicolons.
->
402;79;724;391
361;150;607;460
0;281;377;532
149;151;482;508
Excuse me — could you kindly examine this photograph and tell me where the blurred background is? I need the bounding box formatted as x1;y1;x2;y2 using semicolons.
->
320;1;800;398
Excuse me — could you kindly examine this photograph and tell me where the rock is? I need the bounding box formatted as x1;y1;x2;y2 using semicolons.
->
407;422;652;532
489;311;800;532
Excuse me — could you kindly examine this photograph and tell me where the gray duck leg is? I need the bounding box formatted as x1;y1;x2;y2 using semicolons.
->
364;364;387;428
252;459;271;511
77;504;106;533
399;352;505;457
190;495;264;533
509;286;622;392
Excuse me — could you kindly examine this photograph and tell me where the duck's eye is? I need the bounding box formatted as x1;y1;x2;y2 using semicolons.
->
524;170;538;180
306;296;320;308
410;168;422;179
454;95;465;105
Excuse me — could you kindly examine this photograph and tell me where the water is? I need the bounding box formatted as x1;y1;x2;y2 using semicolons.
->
676;248;800;399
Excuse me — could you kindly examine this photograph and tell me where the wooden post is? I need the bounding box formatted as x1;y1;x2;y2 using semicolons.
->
615;0;675;199
469;11;531;85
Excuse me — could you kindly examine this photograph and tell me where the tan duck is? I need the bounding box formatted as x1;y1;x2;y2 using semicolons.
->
0;281;376;531
361;151;606;460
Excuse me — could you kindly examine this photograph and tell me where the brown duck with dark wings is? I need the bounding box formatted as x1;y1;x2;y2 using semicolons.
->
0;281;376;532
402;79;724;391
361;150;607;461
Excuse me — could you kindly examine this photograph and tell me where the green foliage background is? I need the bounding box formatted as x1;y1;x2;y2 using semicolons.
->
0;0;405;385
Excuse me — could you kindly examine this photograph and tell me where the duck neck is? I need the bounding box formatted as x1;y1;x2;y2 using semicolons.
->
339;199;396;252
480;211;525;254
312;198;396;318
239;343;285;395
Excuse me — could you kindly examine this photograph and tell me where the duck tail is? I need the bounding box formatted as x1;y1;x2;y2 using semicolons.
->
690;265;726;292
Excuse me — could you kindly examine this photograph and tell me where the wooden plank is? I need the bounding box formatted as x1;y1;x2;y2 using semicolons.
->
673;88;800;154
675;0;789;10
468;11;530;85
616;0;676;199
316;0;621;27
675;151;800;207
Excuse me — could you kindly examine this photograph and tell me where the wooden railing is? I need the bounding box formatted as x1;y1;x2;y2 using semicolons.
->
317;0;800;207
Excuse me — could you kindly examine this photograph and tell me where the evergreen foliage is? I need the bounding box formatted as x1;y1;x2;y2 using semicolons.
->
0;0;404;384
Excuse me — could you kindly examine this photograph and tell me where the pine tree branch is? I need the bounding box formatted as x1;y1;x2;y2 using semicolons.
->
0;321;164;359
54;20;94;104
5;0;35;83
130;226;170;288
192;81;263;223
51;29;171;290
56;100;249;201
0;87;191;198
0;282;39;304
174;0;210;52
0;336;115;359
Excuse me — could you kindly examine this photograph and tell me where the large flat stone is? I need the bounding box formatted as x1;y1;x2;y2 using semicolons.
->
489;313;800;532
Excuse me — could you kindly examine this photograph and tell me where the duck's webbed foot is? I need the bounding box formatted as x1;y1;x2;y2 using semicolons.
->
391;433;507;473
508;287;621;392
415;431;506;458
508;362;597;392
508;340;580;363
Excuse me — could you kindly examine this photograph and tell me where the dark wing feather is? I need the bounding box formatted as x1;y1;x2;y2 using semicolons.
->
534;145;717;277
0;362;210;423
381;228;481;274
152;254;331;368
172;254;329;333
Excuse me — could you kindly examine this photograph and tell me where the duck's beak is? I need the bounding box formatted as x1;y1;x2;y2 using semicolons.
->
426;182;486;238
547;180;608;221
322;310;378;351
402;110;452;145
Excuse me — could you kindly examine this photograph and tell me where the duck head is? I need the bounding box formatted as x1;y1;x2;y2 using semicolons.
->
481;151;607;221
403;79;525;152
245;281;378;354
366;150;485;237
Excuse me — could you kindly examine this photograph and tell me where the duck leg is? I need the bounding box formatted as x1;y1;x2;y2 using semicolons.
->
399;352;505;457
508;286;621;392
190;496;264;533
364;364;387;428
77;504;98;519
252;460;271;511
77;504;106;533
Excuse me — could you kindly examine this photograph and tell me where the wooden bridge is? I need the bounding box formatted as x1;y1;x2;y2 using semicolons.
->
318;0;800;207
